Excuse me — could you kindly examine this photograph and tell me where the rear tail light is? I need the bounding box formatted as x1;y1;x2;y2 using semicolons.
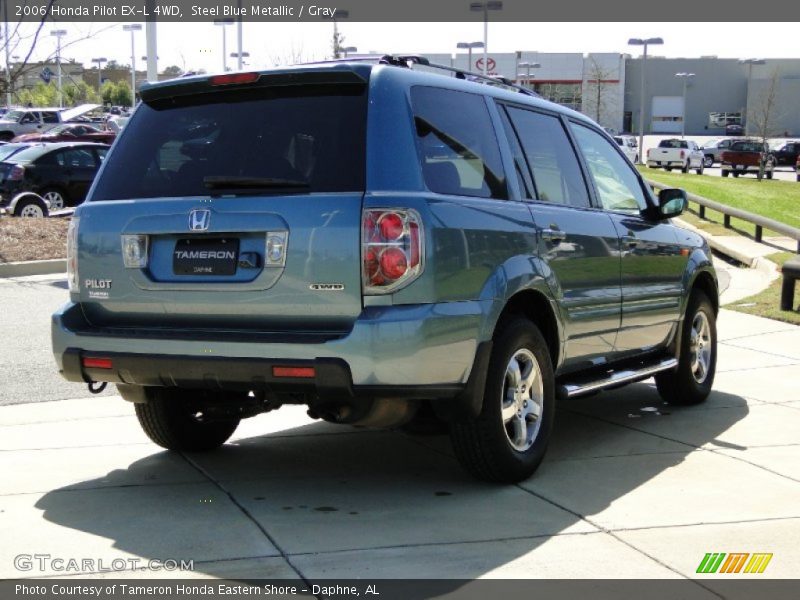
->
67;217;80;292
272;366;315;378
680;150;685;159
8;165;25;181
121;234;149;269
646;149;652;158
362;209;424;294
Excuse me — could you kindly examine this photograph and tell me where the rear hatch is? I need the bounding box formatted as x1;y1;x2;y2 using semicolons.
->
76;68;369;335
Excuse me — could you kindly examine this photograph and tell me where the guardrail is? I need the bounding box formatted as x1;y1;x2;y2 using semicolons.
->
647;179;800;254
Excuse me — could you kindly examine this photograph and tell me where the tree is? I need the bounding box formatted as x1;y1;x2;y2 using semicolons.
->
1;2;117;106
584;57;614;126
748;68;782;181
163;65;183;77
112;81;132;107
105;60;130;71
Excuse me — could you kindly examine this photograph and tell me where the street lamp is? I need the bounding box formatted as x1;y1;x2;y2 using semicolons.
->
517;61;540;89
91;57;107;89
214;20;234;72
342;46;358;58
3;5;11;108
122;24;142;110
628;36;663;164
50;29;67;109
740;58;765;135
322;10;350;58
469;1;503;76
456;41;484;73
675;72;695;138
230;51;250;67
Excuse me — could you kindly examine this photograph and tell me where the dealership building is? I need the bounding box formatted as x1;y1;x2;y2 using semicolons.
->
423;52;800;137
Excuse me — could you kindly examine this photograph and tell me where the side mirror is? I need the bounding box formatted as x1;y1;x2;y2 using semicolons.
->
656;188;687;219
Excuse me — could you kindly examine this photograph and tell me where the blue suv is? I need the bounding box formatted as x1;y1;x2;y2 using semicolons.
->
52;57;718;483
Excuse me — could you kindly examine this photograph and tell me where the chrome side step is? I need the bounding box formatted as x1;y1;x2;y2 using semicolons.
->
558;357;678;399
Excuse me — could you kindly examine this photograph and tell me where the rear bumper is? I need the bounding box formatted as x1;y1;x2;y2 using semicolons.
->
647;160;685;168
52;300;491;392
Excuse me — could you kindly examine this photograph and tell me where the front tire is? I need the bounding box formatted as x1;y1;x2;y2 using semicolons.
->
134;388;240;451
40;188;68;211
703;155;714;168
450;318;555;483
655;290;717;405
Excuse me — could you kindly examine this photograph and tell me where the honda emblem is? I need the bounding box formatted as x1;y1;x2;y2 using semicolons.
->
189;209;211;231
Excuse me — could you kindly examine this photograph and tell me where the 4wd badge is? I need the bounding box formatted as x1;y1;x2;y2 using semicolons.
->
310;283;345;291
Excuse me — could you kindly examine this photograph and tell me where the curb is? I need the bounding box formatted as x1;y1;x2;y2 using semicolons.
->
0;259;66;278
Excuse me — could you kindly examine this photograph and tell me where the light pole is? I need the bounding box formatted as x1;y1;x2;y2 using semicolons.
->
469;1;503;75
628;36;663;164
3;2;11;107
214;20;234;72
740;58;765;135
230;52;250;67
456;41;484;73
517;61;540;89
50;29;67;109
342;46;358;58
323;10;350;58
92;57;107;89
675;72;695;138
122;24;141;109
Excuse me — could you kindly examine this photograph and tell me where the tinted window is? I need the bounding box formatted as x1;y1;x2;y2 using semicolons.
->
731;141;764;152
411;87;506;199
63;148;97;168
92;85;366;201
570;123;647;213
505;106;590;208
497;108;535;199
42;112;60;124
658;139;688;149
19;113;38;124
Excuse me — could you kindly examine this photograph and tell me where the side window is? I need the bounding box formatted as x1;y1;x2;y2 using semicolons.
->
411;86;507;199
497;108;535;199
36;151;64;167
94;148;108;164
20;112;37;124
42;112;59;124
62;148;96;168
570;123;648;213
505;106;590;208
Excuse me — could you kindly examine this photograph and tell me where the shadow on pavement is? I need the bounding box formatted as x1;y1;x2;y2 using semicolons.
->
34;382;748;584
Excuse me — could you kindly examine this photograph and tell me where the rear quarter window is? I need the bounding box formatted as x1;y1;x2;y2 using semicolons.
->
411;86;507;199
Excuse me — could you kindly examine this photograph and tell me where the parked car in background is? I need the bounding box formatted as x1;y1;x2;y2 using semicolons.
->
105;115;130;133
0;142;109;212
12;123;117;144
647;138;705;174
796;155;799;181
0;104;101;141
51;61;718;484
720;140;775;178
725;123;744;136
0;142;33;162
699;138;743;167
771;141;800;167
613;135;639;162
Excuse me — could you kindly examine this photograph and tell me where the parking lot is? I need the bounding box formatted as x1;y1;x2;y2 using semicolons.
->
1;271;799;585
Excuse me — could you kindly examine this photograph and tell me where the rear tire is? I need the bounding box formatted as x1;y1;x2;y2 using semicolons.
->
134;388;240;451
655;290;717;406
450;318;555;483
13;197;47;218
681;162;689;174
722;170;729;178
696;163;704;175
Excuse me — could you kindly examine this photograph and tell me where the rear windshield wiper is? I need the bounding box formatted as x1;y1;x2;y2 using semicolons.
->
203;176;309;189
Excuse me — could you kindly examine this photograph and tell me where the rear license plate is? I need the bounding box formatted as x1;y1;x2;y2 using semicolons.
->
173;238;239;275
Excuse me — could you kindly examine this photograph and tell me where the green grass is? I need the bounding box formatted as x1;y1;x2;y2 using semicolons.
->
637;166;800;237
727;252;800;326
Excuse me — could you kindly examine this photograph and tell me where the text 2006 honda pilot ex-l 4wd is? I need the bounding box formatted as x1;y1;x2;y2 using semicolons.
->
52;57;718;483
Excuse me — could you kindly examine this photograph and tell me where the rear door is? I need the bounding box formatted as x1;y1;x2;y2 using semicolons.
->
499;104;622;369
61;147;99;203
79;72;368;334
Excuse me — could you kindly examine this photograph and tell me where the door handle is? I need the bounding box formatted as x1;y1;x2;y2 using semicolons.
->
541;227;566;244
622;235;641;248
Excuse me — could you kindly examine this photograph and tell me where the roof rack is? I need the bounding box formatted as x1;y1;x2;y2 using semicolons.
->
299;54;541;99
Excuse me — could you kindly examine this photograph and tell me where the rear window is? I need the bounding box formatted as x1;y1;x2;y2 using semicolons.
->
91;84;366;201
658;139;688;149
731;141;763;152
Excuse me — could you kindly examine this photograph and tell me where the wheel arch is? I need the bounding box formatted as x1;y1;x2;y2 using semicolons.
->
491;288;562;371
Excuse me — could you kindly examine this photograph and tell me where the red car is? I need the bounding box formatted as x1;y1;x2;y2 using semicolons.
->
12;123;116;144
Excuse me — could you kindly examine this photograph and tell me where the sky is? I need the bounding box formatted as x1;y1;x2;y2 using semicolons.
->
6;21;800;74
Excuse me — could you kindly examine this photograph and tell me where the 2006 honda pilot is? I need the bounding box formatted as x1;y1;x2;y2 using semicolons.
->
52;58;718;483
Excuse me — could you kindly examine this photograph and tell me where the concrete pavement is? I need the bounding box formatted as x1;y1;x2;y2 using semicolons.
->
1;308;799;584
